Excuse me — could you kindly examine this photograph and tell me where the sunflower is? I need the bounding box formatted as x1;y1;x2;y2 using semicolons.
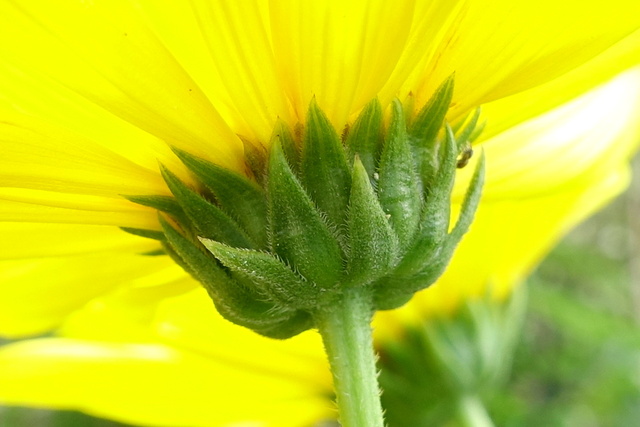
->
1;1;639;426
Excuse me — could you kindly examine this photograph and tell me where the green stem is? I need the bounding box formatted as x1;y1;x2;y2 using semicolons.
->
315;287;384;427
457;395;495;427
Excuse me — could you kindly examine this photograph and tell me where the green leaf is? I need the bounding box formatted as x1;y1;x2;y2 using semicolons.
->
159;216;293;330
409;75;454;186
300;98;352;229
395;125;458;276
375;154;485;302
271;118;300;175
120;227;165;241
373;253;449;307
402;92;415;128
455;107;481;148
172;148;268;248
345;98;384;179
374;290;414;311
268;139;344;290
141;248;166;256
468;121;486;144
389;151;485;296
123;194;188;225
448;150;485;243
160;165;255;249
347;157;399;286
409;75;454;147
252;310;314;339
377;99;423;250
202;239;318;310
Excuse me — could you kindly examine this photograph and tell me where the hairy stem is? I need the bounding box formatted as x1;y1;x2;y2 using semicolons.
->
315;287;384;427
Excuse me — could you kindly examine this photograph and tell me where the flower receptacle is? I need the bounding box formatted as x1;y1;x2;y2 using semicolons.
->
125;78;485;339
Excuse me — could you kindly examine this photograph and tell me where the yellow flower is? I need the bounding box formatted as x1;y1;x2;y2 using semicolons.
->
0;1;639;426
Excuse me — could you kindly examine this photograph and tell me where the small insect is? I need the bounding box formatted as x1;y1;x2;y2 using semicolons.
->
456;145;473;168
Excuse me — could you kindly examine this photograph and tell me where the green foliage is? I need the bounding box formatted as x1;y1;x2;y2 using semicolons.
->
172;148;269;248
160;165;256;249
160;216;299;338
347;158;399;285
374;147;485;307
119;227;165;241
489;195;640;427
124;86;483;339
202;239;319;310
300;98;352;229
267;139;345;290
379;287;526;427
272;118;301;174
392;125;458;277
345;98;384;178
408;75;455;186
377;99;422;250
122;194;188;224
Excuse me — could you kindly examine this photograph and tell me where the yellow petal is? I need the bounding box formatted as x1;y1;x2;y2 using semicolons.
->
59;274;197;344
0;338;332;427
13;263;332;426
451;169;628;301
0;254;175;338
0;198;158;229
45;280;333;424
0;110;169;227
152;289;331;388
413;0;640;116
0;1;244;170
480;29;640;140
56;285;332;390
0;223;160;260
0;63;169;173
0;187;160;230
137;0;292;144
0;112;168;197
466;67;640;200
377;0;468;104
270;0;417;127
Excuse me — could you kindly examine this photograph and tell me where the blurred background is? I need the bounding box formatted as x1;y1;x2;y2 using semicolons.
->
2;154;639;426
488;154;640;427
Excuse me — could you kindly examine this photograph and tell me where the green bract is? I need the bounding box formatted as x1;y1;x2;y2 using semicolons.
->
125;79;485;339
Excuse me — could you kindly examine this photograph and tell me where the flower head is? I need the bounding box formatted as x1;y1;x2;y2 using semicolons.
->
0;1;640;426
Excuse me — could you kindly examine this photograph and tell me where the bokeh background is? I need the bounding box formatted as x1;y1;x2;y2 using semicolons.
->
2;154;639;427
487;154;640;427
